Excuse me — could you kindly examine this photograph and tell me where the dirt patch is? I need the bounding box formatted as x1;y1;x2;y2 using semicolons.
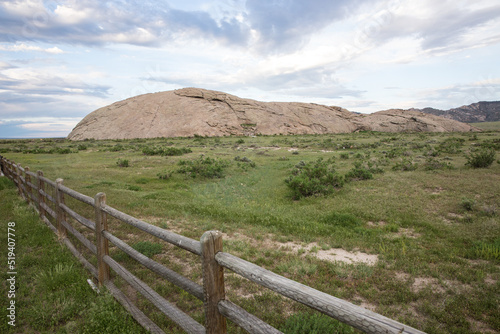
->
278;242;378;265
412;277;473;294
395;271;411;282
367;221;387;227
427;187;445;195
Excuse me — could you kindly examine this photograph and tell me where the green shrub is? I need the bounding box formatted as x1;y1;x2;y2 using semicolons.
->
465;148;496;168
392;158;417;171
116;159;129;167
438;137;465;154
55;147;72;154
157;171;172;179
340;152;349;159
285;158;344;199
125;184;141;191
177;155;229;178
142;146;192;156
460;197;476;212
423;157;453;171
280;312;355;334
345;161;376;181
109;144;125;151
235;156;256;168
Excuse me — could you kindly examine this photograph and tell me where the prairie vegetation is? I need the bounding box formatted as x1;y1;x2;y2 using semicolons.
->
1;129;499;333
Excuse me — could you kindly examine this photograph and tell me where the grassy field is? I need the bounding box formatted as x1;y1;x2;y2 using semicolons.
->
0;177;148;334
469;121;500;131
1;130;499;333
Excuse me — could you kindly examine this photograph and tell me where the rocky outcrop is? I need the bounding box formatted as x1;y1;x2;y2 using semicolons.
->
67;88;479;140
411;101;500;123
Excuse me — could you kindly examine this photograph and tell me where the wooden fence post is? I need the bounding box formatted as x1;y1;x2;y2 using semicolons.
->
37;171;46;220
201;230;227;334
55;178;67;239
0;156;4;176
15;164;24;199
25;167;32;206
95;192;110;286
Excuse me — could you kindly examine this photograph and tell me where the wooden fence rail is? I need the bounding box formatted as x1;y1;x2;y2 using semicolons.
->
0;155;425;334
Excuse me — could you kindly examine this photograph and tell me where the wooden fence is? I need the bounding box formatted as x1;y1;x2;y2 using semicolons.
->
0;155;425;334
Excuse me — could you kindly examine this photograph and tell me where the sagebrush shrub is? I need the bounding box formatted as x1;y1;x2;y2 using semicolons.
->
177;155;229;178
116;158;129;167
285;158;344;199
465;148;496;168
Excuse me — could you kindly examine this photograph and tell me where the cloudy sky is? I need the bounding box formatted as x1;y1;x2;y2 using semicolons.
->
1;0;499;138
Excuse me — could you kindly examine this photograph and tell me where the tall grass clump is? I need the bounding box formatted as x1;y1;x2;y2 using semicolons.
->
285;158;344;199
280;312;355;334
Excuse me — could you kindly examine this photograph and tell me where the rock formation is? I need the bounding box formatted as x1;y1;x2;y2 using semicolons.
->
411;101;500;123
67;88;479;140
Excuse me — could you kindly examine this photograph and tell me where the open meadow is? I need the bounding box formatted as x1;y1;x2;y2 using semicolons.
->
1;129;499;333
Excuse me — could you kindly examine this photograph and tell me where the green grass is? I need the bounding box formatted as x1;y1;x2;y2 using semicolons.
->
1;131;499;333
0;177;147;334
469;121;500;131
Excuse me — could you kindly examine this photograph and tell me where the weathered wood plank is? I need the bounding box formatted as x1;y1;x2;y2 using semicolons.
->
103;255;206;334
94;193;110;286
61;237;98;278
215;252;426;334
40;202;56;220
102;230;203;301
58;183;95;206
101;204;201;255
55;179;67;238
43;191;56;204
39;175;56;188
25;170;37;178
24;167;33;207
201;231;226;334
104;280;166;334
41;215;57;234
15;164;24;199
60;219;97;254
60;202;96;231
218;300;283;334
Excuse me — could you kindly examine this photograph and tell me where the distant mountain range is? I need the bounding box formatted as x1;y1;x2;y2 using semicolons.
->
410;101;500;123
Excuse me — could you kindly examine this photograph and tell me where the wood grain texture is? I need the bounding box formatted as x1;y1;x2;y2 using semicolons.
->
104;280;166;334
58;183;95;206
60;202;96;231
103;230;203;300
61;219;97;254
201;231;226;334
215;252;426;334
94;192;110;286
62;237;98;278
24;167;32;206
55;179;67;238
218;300;283;334
103;255;206;334
101;204;201;255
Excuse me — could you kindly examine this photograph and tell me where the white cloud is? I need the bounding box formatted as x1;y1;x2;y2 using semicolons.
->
0;43;64;54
